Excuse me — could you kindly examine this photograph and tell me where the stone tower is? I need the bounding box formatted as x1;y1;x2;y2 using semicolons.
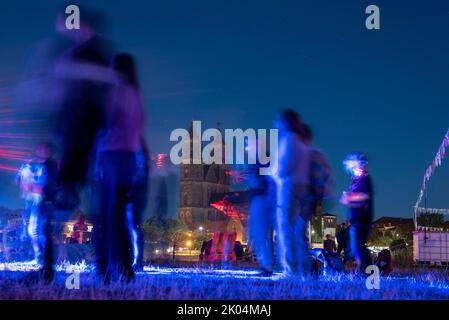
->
178;121;231;232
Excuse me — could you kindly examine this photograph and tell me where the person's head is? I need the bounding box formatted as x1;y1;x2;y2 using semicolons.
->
325;234;331;240
340;223;346;229
35;143;54;160
76;211;86;224
275;109;303;135
343;152;368;178
112;53;139;88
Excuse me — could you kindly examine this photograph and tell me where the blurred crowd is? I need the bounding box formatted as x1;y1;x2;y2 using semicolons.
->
14;5;376;283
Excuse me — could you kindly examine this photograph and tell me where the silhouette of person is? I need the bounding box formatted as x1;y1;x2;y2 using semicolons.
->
323;234;336;254
340;153;373;273
273;109;312;276
336;222;348;257
247;135;277;276
95;53;147;282
54;6;115;210
16;143;57;279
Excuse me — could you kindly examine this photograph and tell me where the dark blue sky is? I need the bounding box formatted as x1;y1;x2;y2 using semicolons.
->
1;0;449;221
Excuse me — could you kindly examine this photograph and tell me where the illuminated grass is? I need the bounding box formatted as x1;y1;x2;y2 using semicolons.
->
0;263;448;300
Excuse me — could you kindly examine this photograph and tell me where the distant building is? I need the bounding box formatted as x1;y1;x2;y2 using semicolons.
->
310;213;337;245
178;121;235;235
321;213;337;238
179;162;232;230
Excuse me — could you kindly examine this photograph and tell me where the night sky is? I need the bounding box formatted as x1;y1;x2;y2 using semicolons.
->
1;0;449;221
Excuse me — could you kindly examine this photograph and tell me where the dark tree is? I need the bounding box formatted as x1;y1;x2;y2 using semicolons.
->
417;212;446;228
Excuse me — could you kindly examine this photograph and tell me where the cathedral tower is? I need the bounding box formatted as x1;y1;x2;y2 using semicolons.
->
178;121;231;231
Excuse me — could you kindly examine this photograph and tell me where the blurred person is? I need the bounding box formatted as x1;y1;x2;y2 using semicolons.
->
273;109;312;276
343;220;353;262
72;211;89;244
336;222;348;257
16;143;58;279
199;239;212;261
54;6;115;210
17;163;41;245
94;53;147;282
301;124;333;217
130;141;150;271
16;4;115;213
340;153;373;273
323;234;336;254
375;249;393;275
234;241;244;261
14;10;79;257
14;7;79;118
247;136;277;276
21;5;116;282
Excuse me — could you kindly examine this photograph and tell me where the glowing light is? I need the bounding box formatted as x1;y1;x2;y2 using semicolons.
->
141;266;267;278
1;262;449;296
198;226;204;231
343;160;364;177
156;153;168;170
225;170;249;184
0;165;18;172
210;194;246;221
186;241;192;247
0;260;91;273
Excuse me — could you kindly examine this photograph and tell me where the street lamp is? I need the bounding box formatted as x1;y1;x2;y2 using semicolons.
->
186;240;192;255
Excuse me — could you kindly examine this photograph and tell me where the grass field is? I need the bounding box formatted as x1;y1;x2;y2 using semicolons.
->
0;262;448;300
